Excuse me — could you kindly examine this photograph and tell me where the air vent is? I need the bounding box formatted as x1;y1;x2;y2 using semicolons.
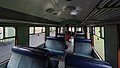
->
46;8;54;13
53;12;57;15
66;6;76;10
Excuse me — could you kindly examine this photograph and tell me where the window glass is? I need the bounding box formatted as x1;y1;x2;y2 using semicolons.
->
87;27;90;39
58;28;60;34
61;27;64;33
94;26;105;60
0;27;3;39
69;27;71;31
79;27;82;31
93;27;95;35
5;27;15;37
42;27;45;32
50;27;56;36
94;36;105;60
35;27;42;33
95;27;100;37
72;27;75;32
29;27;45;47
0;26;15;63
102;27;104;38
29;27;34;34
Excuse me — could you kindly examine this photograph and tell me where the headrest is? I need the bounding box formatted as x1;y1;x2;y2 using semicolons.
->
12;46;48;59
66;54;112;67
23;47;49;53
74;38;91;43
76;31;82;33
46;37;65;41
75;33;85;36
57;33;65;35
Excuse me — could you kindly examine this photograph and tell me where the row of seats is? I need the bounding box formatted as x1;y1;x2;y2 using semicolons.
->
41;34;112;68
7;46;59;68
44;36;92;58
65;54;112;68
7;46;112;68
75;33;85;39
44;37;66;56
73;38;93;58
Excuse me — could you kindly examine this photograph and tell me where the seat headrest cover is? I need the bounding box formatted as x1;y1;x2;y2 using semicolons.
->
57;33;64;35
46;37;65;41
12;46;48;59
66;54;112;68
74;38;91;43
75;33;85;36
23;47;49;53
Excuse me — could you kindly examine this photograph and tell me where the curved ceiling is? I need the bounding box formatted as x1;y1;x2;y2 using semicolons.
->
0;0;100;23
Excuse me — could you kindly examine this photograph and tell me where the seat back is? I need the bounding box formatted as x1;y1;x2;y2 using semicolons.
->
65;54;112;68
75;33;85;39
74;38;92;56
46;37;66;51
57;34;64;37
7;46;52;68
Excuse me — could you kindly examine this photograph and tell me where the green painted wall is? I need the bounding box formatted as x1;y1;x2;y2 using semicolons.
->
16;26;29;46
104;25;118;68
61;19;81;25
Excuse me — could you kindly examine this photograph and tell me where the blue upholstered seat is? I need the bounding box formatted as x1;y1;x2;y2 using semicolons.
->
75;33;85;39
65;54;112;68
7;46;58;68
74;38;92;58
45;37;66;56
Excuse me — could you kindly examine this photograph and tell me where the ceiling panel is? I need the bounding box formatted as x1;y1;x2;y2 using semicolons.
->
53;0;100;21
86;0;120;21
0;0;55;18
0;0;101;23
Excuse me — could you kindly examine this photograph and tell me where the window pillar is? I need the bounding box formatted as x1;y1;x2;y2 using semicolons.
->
16;26;29;47
104;25;118;68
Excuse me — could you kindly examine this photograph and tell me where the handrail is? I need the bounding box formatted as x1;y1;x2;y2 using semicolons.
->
92;46;103;61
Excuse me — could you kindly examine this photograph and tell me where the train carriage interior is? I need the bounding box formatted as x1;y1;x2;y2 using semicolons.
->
0;0;120;68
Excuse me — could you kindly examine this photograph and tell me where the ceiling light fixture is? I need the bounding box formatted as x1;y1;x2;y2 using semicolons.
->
70;10;78;15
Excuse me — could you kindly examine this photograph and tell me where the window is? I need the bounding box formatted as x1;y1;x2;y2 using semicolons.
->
50;27;56;37
0;27;3;39
69;27;71;31
76;27;82;33
5;27;15;37
94;26;105;60
35;27;42;33
72;27;75;32
95;27;100;37
87;27;90;39
0;27;15;63
101;27;104;38
60;27;64;33
29;27;45;34
29;27;34;34
93;27;95;35
42;27;45;33
79;27;82;31
29;27;45;47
